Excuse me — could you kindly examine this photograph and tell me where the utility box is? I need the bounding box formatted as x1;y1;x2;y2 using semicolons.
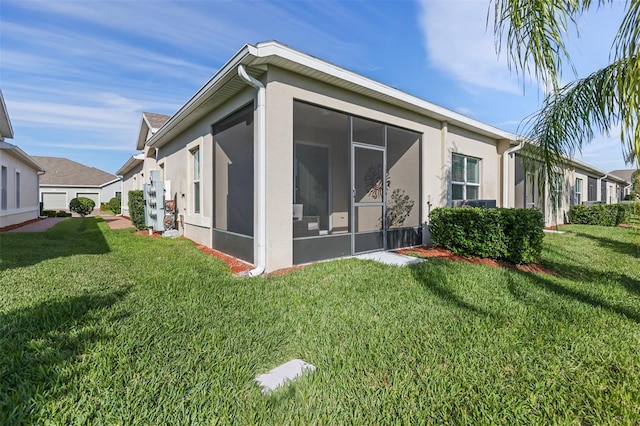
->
144;170;165;231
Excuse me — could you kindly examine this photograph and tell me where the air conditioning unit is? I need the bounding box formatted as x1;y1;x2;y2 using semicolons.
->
452;199;497;208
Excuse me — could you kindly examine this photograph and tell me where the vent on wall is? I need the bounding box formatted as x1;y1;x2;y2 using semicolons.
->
452;199;497;208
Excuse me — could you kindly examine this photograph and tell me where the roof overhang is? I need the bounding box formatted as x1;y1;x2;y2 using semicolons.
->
0;141;45;172
0;90;14;139
116;153;145;176
148;41;518;149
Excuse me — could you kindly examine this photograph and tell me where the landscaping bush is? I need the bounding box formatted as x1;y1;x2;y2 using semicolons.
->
128;190;147;230
568;203;628;226
69;197;95;217
41;210;56;217
429;207;544;264
498;208;545;264
108;196;122;215
55;211;71;217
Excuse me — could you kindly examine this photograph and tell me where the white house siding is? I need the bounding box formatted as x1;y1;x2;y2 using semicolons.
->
0;150;41;228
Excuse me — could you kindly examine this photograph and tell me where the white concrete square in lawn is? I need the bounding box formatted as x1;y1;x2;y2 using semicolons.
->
255;359;316;394
355;251;425;266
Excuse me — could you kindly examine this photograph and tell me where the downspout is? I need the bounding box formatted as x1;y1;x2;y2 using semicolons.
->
502;140;525;207
237;64;266;277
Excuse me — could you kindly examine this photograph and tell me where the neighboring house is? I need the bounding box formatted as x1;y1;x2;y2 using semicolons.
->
0;90;45;229
118;41;630;273
608;169;635;198
34;156;121;211
117;112;170;217
514;154;630;226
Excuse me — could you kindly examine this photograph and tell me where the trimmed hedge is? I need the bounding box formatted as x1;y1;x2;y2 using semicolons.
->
567;204;630;226
69;197;95;217
108;196;122;215
429;207;544;264
128;190;147;230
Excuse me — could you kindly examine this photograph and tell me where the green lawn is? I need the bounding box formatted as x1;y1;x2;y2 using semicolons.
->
1;218;639;424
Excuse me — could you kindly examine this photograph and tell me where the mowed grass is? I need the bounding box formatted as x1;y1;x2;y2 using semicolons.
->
1;218;639;424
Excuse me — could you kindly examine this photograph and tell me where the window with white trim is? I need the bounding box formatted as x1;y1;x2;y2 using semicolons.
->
15;171;20;209
191;147;201;214
575;178;583;205
451;153;480;200
1;166;6;210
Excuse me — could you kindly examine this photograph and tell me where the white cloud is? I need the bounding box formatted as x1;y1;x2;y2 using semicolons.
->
417;0;522;94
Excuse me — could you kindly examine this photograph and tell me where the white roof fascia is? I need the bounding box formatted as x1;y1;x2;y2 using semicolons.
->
147;44;256;149
148;41;519;150
0;90;14;139
101;177;123;188
253;41;518;141
116;154;145;176
0;141;44;172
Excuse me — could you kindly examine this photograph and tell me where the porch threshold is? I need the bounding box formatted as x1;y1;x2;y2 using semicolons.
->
355;250;425;267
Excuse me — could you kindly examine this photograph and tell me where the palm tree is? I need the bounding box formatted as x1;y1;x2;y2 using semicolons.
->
491;0;639;206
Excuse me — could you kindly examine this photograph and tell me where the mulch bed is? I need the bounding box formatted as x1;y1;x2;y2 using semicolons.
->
395;246;554;275
194;244;254;275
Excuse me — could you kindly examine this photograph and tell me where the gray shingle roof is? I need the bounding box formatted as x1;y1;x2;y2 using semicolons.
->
143;112;170;130
33;156;118;186
608;169;635;183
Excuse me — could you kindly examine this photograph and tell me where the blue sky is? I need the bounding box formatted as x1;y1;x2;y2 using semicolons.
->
0;0;631;175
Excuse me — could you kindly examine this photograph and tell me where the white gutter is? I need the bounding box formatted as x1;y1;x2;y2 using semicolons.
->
237;64;266;277
502;141;525;207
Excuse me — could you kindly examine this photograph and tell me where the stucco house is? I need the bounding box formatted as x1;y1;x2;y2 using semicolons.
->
119;41;630;274
117;112;170;217
34;156;121;211
0;90;45;229
514;154;630;226
121;41;523;274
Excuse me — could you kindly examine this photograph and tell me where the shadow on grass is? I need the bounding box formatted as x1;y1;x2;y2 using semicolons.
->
0;288;129;424
574;231;640;258
514;270;640;324
409;260;495;317
541;259;640;297
0;217;110;270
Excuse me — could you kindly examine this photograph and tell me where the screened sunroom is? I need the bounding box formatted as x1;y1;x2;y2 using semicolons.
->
292;101;422;265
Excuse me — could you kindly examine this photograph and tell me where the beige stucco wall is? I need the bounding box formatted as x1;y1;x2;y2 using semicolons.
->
150;65;517;272
0;150;41;227
263;66;510;271
158;87;255;249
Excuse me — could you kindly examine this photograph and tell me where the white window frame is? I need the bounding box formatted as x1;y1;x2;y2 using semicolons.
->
575;178;583;205
1;165;7;210
451;153;480;201
187;138;202;216
15;169;21;209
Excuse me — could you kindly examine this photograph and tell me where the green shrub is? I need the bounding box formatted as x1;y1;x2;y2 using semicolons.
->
128;190;147;230
568;204;628;226
41;210;57;217
498;208;545;264
108;196;122;215
429;207;544;264
55;211;71;217
69;197;95;217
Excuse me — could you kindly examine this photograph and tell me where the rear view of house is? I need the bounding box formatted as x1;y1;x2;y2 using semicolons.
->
119;41;521;273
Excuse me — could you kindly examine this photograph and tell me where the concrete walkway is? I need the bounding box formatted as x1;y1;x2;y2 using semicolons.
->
101;215;133;230
6;215;133;232
6;217;68;232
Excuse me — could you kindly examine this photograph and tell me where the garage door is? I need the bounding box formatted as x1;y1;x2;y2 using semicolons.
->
77;193;100;207
42;193;67;210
